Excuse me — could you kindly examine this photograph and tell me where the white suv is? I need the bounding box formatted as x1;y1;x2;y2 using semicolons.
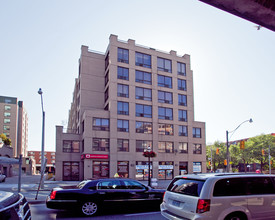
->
161;173;275;220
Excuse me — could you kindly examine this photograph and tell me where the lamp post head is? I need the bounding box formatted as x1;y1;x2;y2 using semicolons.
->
249;118;253;123
38;88;43;95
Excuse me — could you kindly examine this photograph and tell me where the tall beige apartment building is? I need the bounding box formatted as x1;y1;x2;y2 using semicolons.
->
55;35;206;181
0;96;28;157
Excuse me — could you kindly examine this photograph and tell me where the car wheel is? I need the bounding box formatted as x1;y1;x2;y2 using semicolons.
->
81;201;98;216
225;212;247;220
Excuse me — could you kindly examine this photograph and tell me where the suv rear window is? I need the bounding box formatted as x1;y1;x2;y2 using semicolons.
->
167;178;205;197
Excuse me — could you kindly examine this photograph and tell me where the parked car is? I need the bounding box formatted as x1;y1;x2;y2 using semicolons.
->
0;191;31;220
46;178;165;216
161;173;275;220
0;174;6;183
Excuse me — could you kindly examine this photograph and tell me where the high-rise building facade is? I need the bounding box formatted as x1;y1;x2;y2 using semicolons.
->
0;96;28;157
55;35;206;181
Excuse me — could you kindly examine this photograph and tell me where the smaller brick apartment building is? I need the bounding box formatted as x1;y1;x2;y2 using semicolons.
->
27;151;56;174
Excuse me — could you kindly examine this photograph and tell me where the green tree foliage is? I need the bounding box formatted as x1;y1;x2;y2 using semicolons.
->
0;133;12;146
206;134;275;172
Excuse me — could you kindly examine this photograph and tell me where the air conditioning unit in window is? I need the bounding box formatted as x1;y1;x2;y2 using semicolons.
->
165;100;170;104
165;116;170;120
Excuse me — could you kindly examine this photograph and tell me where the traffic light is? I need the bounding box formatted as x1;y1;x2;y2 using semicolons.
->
208;161;211;165
216;148;219;155
224;159;227;166
240;140;245;150
262;149;265;155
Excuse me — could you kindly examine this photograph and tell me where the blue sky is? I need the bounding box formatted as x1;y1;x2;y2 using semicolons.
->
1;0;274;151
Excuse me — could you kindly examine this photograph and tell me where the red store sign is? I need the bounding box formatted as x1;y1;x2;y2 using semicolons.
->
81;154;109;160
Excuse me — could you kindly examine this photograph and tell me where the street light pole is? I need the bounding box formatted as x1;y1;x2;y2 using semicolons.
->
226;118;253;172
38;88;45;189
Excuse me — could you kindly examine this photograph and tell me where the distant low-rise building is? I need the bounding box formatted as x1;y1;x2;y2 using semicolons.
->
27;150;55;174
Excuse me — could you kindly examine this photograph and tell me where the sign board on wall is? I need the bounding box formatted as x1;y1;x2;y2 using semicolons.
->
193;162;202;173
81;154;109;160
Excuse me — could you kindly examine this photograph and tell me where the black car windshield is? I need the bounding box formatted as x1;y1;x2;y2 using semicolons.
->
167;178;205;197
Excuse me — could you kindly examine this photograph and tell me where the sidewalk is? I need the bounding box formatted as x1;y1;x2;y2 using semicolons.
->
0;175;170;204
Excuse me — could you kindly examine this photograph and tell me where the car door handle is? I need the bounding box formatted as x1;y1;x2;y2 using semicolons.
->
130;192;136;194
99;192;106;194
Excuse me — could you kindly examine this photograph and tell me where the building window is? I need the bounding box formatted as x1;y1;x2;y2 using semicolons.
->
92;138;109;152
179;162;188;175
3;125;10;131
117;161;129;178
118;48;129;64
158;124;173;135
157;57;172;73
179;125;188;136
136;140;152;152
4;112;11;117
118;66;129;80
158;75;172;88
178;79;187;91
93;118;109;131
136;121;152;134
4;105;11;111
193;127;201;138
136;161;152;181
117;119;129;132
117;101;129;115
158;161;173;180
177;62;186;76
63;141;80;153
193;144;202;154
158;91;173;104
179;142;188;153
178;94;187;106
136;87;152;101
158;141;174;153
158;107;173;120
117;139;129;152
136;70;152;85
63;162;79;181
135;52;151;68
178;110;187;122
4;118;10;124
93;161;109;178
105;52;109;70
117;84;129;98
136;104;152;118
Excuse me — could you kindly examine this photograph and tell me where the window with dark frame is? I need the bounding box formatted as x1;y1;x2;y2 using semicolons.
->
118;66;129;80
117;84;129;98
135;70;152;85
193;144;202;154
118;48;129;64
158;91;173;104
117;139;129;152
178;94;187;106
63;140;80;153
136;87;152;101
177;62;186;76
158;124;174;135
179;142;188;153
117;101;129;115
178;110;187;122
135;52;151;68
158;141;174;153
193;127;201;138
136;104;152;118
136;121;152;134
158;107;173;120
158;75;172;88
92;138;109;152
157;57;172;73
179;125;188;136
178;79;187;91
117;119;129;132
136;140;152;152
93;118;109;131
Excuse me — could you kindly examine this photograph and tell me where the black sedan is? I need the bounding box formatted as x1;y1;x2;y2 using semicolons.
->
46;178;165;216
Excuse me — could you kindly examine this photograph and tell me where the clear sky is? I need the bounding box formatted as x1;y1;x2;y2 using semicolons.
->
1;0;274;151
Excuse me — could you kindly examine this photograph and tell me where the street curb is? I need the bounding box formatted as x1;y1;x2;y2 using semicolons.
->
28;200;45;205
